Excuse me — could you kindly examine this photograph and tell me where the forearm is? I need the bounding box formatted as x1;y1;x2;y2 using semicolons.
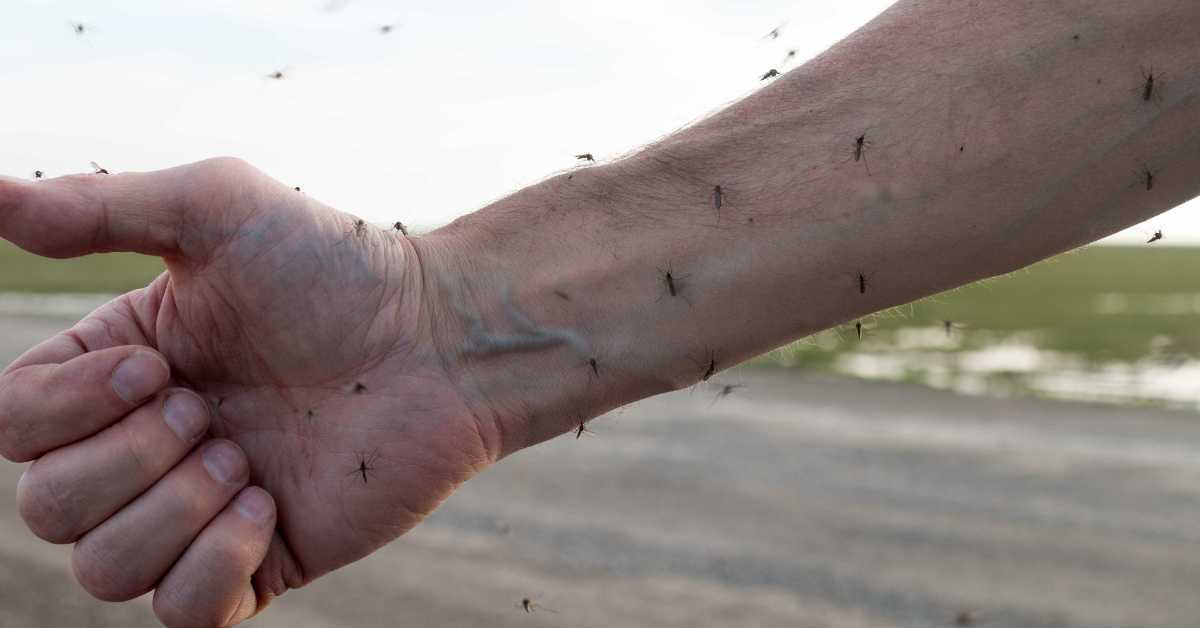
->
415;0;1200;457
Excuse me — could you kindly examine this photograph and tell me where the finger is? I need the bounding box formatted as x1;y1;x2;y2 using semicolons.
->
0;157;259;259
153;487;276;628
0;346;171;462
17;388;210;543
72;439;250;602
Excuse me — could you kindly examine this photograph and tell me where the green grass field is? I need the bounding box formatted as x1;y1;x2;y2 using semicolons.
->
2;239;1196;408
761;245;1200;410
0;240;164;294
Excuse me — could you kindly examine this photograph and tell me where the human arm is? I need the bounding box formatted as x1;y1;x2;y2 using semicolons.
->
418;0;1200;455
0;0;1197;626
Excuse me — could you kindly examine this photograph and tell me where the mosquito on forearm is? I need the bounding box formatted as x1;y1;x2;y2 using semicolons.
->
853;131;873;175
688;347;718;384
1135;165;1156;192
760;69;780;81
392;222;408;236
1138;67;1163;104
656;262;692;304
90;161;110;175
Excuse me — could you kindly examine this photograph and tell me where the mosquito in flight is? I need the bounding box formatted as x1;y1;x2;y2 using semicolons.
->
762;21;787;40
516;596;557;614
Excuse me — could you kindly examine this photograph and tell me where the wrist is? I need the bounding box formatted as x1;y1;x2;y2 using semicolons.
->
409;173;687;457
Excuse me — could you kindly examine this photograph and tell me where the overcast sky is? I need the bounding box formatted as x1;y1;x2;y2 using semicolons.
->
1;0;1191;244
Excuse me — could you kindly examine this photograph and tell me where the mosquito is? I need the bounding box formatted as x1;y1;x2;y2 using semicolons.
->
656;262;692;303
353;382;368;394
69;22;86;37
575;421;594;439
393;221;408;235
576;153;595;163
687;347;718;392
942;320;969;337
782;49;797;65
850;320;877;340
379;24;396;34
90;161;109;175
713;185;723;211
294;186;302;192
352;219;368;238
588;357;599;378
1137;165;1156;191
266;68;288;80
853;131;873;175
857;271;868;294
760;68;780;81
348;449;380;484
516;596;557;614
33;170;43;179
762;21;787;41
701;351;717;382
1141;68;1158;102
711;383;746;405
1147;229;1163;244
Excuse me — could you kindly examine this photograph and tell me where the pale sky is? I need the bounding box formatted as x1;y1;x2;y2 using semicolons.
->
1;0;1192;244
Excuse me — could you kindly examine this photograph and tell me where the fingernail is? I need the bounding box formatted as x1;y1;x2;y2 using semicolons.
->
111;352;169;404
234;488;274;523
202;441;245;485
163;391;208;443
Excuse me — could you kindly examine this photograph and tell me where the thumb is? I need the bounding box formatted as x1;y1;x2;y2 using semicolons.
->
0;157;258;260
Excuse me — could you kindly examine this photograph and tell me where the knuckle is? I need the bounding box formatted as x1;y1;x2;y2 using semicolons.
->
117;413;160;481
202;156;255;178
16;466;80;543
72;539;143;602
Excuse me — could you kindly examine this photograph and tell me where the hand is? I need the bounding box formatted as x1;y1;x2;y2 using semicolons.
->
0;159;497;626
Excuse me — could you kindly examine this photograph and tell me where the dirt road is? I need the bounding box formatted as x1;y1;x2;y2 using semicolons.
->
2;312;1199;628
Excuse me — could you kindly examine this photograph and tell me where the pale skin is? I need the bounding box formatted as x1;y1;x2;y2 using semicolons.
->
0;0;1197;626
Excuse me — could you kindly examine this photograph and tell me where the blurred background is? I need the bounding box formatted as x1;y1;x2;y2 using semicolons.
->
2;1;1199;627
